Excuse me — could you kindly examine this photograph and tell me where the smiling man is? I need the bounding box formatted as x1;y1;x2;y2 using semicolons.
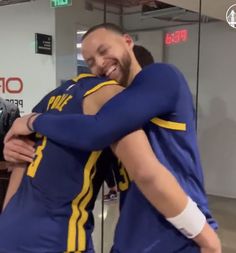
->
4;24;221;253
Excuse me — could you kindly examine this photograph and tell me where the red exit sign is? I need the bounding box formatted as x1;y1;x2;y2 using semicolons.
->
165;29;188;45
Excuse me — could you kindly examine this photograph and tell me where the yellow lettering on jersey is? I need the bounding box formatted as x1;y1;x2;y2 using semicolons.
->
27;136;47;178
47;96;56;110
47;94;73;112
50;95;62;109
57;95;72;111
67;151;102;252
53;94;68;109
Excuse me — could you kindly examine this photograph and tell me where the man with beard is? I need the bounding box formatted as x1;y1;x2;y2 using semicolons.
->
4;24;221;253
103;45;155;205
0;74;191;253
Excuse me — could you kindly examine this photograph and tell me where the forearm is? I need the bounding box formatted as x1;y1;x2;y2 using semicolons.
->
129;162;221;250
32;86;157;150
112;131;187;217
194;223;221;252
137;164;188;217
33;64;179;150
111;130;221;251
33;113;115;150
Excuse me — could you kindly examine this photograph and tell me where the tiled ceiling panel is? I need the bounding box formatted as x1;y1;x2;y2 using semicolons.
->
92;0;158;7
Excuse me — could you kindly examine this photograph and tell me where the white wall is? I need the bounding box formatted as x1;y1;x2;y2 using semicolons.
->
123;8;200;83
55;0;120;85
122;7;164;64
197;21;236;198
163;21;236;197
0;0;120;112
130;30;163;62
0;0;56;114
163;24;199;96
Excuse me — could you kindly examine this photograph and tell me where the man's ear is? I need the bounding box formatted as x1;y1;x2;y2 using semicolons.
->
123;34;134;48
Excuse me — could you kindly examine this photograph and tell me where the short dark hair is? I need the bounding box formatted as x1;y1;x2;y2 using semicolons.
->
133;45;154;68
82;23;124;41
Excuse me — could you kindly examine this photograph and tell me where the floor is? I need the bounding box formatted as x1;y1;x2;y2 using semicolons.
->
208;195;236;253
92;190;236;253
92;186;119;253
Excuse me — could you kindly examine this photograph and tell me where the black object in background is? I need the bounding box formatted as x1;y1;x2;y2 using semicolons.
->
35;33;52;55
0;97;20;211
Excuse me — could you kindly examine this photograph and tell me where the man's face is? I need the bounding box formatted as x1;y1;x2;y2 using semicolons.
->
81;28;134;86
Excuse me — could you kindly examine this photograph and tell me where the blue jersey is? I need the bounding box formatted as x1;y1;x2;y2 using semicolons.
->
111;67;216;253
33;63;218;252
0;74;118;253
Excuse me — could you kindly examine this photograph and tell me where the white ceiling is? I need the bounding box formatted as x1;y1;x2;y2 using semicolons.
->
0;0;30;6
1;0;234;25
1;0;234;21
92;0;235;21
160;0;236;21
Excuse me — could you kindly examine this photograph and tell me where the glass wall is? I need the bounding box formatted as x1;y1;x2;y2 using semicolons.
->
199;2;236;253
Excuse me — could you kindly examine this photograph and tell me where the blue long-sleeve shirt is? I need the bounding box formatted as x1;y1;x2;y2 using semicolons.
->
33;63;218;252
33;63;179;150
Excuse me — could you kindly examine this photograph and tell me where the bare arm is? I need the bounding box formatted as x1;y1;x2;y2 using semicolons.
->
111;131;221;253
112;131;186;217
3;83;221;252
2;164;26;211
83;84;220;252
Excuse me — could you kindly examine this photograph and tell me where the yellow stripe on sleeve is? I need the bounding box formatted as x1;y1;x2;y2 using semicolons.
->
72;73;96;82
83;80;118;97
150;117;186;131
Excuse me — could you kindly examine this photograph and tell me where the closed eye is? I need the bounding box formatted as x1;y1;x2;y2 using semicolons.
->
98;45;110;56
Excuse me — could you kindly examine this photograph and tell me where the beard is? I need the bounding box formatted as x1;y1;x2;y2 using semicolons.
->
117;50;132;86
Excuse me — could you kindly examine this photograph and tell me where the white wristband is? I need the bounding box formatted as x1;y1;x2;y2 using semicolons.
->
166;197;206;238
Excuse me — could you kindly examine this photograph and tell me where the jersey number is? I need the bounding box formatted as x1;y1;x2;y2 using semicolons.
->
27;136;47;178
118;165;130;191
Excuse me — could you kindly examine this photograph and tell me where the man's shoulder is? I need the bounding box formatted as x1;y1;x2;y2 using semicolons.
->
142;63;179;74
135;63;184;85
82;80;124;115
72;73;114;85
